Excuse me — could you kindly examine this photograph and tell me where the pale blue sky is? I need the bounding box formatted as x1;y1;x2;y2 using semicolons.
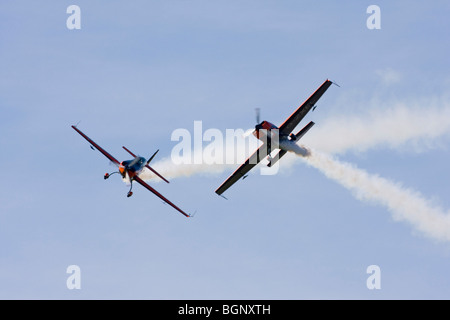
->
1;1;450;299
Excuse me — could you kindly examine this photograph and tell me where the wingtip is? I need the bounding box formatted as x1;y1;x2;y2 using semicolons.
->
217;194;228;200
187;210;197;218
330;80;341;87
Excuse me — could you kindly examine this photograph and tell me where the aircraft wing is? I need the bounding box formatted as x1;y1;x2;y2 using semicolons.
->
72;125;120;166
278;79;333;135
133;175;190;217
215;144;268;196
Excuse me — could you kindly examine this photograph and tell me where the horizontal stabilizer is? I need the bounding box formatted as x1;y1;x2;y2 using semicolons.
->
294;121;315;141
122;146;136;158
145;164;170;184
267;121;314;167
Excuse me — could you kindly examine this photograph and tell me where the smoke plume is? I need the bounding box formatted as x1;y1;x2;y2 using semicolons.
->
301;149;450;242
302;96;450;154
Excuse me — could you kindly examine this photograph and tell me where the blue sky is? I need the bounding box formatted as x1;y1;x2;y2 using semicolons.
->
1;1;450;299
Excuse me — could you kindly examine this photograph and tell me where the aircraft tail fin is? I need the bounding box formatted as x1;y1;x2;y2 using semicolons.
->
146;149;159;165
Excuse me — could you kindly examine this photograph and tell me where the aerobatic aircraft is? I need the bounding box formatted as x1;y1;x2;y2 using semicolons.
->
215;79;335;196
72;125;191;217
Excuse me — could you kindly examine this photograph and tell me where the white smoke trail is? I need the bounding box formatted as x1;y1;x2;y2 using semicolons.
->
279;139;310;156
302;96;450;154
300;149;450;242
142;144;308;181
138;95;450;241
142;157;233;181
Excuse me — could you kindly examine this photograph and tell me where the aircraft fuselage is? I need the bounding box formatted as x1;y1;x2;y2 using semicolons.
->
119;156;147;179
253;120;291;144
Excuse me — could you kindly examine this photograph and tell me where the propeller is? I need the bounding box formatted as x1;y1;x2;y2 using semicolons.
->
243;108;262;138
255;107;260;124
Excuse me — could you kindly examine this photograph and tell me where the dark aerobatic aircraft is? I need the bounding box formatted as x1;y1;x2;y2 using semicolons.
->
72;125;191;217
215;79;335;196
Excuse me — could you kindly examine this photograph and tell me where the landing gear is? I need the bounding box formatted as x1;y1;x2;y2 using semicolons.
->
104;171;119;180
127;180;134;198
102;170;134;198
